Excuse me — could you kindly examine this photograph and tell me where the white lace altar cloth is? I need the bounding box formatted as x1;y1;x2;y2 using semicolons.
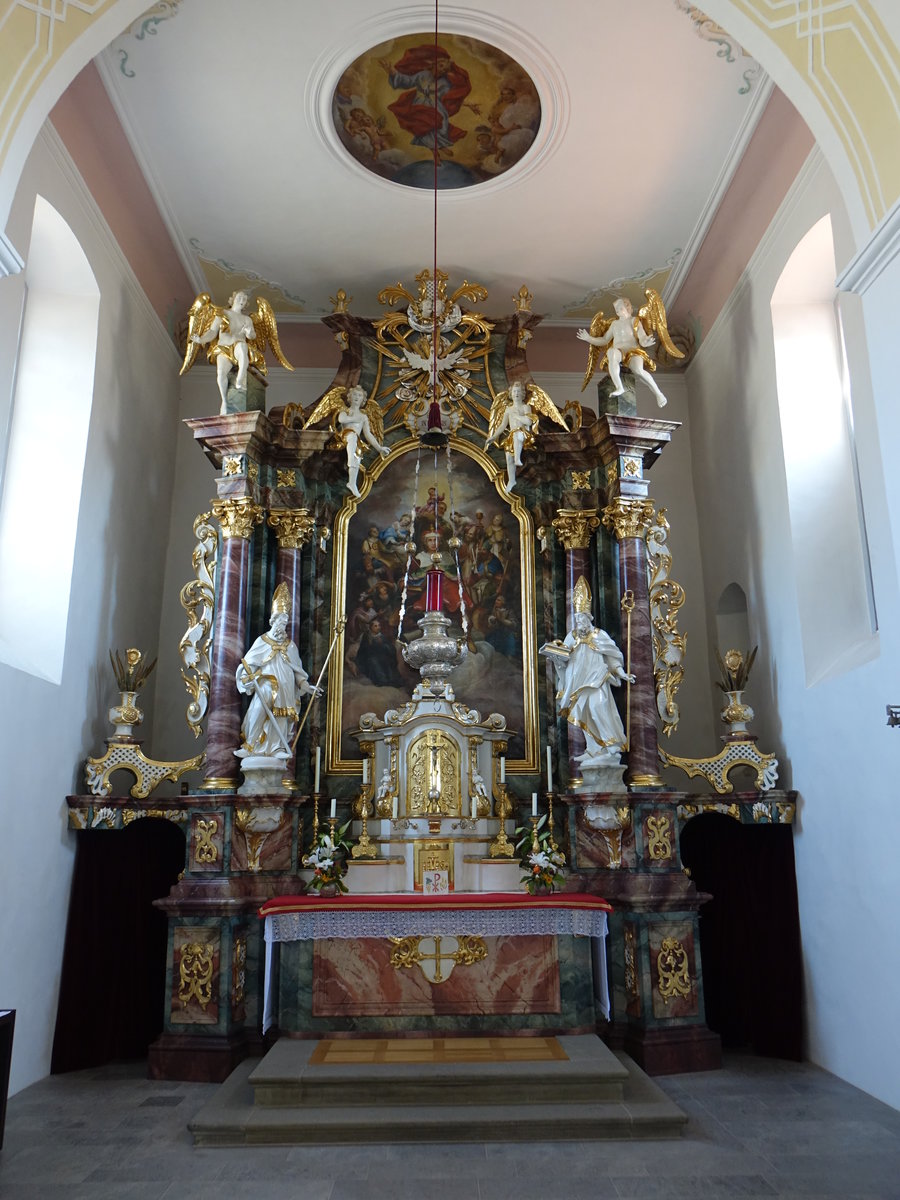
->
261;899;608;1031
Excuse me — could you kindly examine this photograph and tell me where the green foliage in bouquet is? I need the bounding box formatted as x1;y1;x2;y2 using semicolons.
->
302;820;353;893
514;815;567;895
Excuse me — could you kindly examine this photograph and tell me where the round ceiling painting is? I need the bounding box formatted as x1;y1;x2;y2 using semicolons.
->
332;34;541;190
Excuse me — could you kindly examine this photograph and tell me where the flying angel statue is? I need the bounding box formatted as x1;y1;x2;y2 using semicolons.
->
576;288;683;408
485;379;568;491
180;290;293;414
303;384;389;498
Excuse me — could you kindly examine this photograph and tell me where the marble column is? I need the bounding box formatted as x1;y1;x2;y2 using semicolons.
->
202;498;263;789
551;508;600;784
267;509;316;788
602;497;662;788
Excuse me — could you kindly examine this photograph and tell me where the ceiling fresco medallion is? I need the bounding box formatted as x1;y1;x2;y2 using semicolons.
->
332;33;541;190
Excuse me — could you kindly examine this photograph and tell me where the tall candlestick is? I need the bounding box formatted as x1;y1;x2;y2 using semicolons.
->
499;756;506;783
314;747;321;793
330;796;336;820
532;792;538;818
546;746;553;793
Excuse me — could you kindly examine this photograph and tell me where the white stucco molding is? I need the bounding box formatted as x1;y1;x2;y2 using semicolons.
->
0;228;23;276
836;198;900;295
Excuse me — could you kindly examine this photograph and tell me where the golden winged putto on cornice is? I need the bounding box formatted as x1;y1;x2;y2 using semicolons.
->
180;290;294;414
369;268;494;438
577;288;683;408
302;384;388;498
485;380;568;491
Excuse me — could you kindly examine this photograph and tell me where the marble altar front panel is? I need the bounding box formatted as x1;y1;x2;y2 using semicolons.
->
311;935;560;1017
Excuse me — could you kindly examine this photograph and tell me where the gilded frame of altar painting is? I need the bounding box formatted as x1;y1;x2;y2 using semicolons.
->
327;436;538;774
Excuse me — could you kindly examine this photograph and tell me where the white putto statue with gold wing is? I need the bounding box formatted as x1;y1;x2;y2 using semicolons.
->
303;384;389;498
485;379;568;491
576;289;683;408
180;289;294;413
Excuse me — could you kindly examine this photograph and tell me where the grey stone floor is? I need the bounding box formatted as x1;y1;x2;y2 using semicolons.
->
1;1052;900;1199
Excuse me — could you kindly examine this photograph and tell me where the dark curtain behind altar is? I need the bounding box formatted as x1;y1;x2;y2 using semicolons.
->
680;813;803;1060
51;820;185;1073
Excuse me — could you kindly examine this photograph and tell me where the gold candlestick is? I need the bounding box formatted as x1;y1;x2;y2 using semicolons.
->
547;791;566;861
309;791;321;853
352;790;378;859
530;813;541;853
490;783;514;858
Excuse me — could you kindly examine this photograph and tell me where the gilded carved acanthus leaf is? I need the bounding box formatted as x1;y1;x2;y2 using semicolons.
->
601;497;656;540
267;508;315;550
211;497;264;540
646;507;687;738
551;508;600;550
179;512;217;738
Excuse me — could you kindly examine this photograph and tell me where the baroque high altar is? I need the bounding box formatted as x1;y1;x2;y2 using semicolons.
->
66;269;794;1082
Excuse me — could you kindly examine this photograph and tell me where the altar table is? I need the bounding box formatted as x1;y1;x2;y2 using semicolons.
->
259;892;611;1033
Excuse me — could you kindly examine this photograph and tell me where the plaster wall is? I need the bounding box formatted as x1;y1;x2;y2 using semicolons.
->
0;126;182;1095
686;148;900;1108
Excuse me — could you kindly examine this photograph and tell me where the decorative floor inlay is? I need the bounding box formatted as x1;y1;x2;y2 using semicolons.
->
308;1035;569;1065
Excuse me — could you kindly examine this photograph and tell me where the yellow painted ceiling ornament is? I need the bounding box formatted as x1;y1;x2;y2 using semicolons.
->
180;290;294;414
577;288;683;408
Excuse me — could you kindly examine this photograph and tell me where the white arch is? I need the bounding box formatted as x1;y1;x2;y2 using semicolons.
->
0;0;896;266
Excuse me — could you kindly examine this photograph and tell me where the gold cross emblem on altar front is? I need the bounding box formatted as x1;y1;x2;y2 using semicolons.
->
388;935;487;984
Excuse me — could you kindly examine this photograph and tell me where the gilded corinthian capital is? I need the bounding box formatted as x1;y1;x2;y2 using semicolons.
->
601;497;656;540
267;509;315;549
551;508;600;550
211;497;264;540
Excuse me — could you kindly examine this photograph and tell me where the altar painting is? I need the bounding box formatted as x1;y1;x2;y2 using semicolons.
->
329;442;536;768
331;33;541;190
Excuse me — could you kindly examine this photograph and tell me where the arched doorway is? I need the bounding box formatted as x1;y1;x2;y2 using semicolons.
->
51;816;186;1072
680;811;803;1059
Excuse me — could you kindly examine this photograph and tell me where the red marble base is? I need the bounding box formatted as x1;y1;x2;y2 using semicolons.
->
622;1024;721;1076
148;1028;263;1083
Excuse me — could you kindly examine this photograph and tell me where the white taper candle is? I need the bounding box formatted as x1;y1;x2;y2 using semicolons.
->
546;746;553;793
499;756;506;783
392;796;398;820
314;747;321;793
532;792;538;817
330;796;336;820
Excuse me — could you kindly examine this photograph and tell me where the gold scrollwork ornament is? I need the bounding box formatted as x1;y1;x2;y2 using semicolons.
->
194;818;219;864
646;813;672;860
657;937;691;1003
210;497;264;540
179;511;217;738
646;507;687;737
178;942;214;1010
268;508;315;549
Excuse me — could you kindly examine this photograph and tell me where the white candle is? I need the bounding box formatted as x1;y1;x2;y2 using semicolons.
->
546;746;553;794
499;756;506;783
314;747;321;793
330;797;336;820
532;792;538;817
392;796;398;820
362;758;368;785
471;795;477;820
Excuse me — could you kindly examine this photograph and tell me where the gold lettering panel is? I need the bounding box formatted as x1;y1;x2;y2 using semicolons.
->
407;730;460;816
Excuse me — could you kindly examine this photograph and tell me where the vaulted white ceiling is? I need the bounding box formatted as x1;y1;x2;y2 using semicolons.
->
98;0;766;322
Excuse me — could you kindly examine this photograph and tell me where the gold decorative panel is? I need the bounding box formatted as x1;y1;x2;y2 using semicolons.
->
408;731;460;816
413;840;454;892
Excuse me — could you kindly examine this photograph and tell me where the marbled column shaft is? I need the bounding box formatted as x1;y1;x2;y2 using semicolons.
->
617;535;660;785
564;548;588;778
204;536;251;786
276;544;303;786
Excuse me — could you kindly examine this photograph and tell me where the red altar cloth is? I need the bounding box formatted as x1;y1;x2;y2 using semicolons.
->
259;891;611;919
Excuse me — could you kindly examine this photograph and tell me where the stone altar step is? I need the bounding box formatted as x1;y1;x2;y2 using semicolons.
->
249;1035;628;1108
188;1037;687;1145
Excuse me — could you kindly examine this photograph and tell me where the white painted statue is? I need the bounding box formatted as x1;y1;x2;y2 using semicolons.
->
180;289;294;414
235;583;320;761
577;288;684;408
302;384;389;498
485;379;568;490
469;766;491;817
549;577;634;767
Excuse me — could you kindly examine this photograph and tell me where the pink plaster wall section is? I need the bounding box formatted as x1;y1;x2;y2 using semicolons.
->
49;63;193;326
670;88;815;336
